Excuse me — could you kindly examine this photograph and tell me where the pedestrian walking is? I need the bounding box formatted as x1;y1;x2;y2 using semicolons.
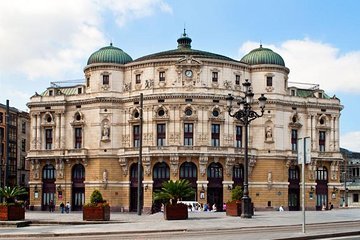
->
49;200;55;212
65;201;71;213
60;202;65;213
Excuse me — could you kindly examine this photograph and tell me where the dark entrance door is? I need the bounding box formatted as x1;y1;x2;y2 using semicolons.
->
207;162;223;211
179;162;197;201
130;163;143;212
316;167;328;210
152;162;170;213
42;164;55;211
288;166;300;211
72;164;85;211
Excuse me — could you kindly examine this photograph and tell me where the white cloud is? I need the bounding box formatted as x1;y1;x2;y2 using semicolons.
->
341;131;360;152
0;0;172;80
239;39;360;94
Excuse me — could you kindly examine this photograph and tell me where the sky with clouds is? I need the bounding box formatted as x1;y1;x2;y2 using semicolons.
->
1;0;360;152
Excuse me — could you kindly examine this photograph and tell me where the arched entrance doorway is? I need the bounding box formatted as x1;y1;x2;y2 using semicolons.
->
233;164;244;188
316;166;328;210
42;164;55;211
179;162;197;201
207;162;223;211
129;163;144;212
288;166;300;211
72;164;85;211
152;162;170;212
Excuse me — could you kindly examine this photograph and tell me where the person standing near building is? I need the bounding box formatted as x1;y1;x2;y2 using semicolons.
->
65;202;71;213
49;200;55;212
60;202;65;213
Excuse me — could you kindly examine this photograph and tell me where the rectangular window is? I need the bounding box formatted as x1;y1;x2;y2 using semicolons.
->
236;126;242;148
45;128;53;150
78;88;82;94
136;74;141;84
0;127;4;141
86;77;90;87
21;139;26;152
291;129;298;151
291;89;296;96
235;75;240;85
266;76;273;87
212;72;218;83
22;122;26;134
133;125;140;148
49;90;53;96
0;112;3;123
157;124;166;146
211;124;220;147
184;123;193;146
354;194;359;203
319;131;326;152
159;71;165;81
103;75;109;85
74;127;82;149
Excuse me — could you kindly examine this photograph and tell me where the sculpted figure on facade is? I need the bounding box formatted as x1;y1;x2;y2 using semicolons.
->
170;154;179;176
103;169;108;189
265;126;273;141
330;161;339;180
225;157;235;176
32;159;40;180
199;155;208;176
119;157;128;176
101;121;110;141
56;159;64;179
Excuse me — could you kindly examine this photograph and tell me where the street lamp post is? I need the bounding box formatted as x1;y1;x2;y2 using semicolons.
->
226;79;267;218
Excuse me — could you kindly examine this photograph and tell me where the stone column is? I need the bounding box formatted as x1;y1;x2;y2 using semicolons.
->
311;114;316;151
31;113;37;149
55;112;61;149
334;116;339;150
36;114;41;149
60;112;65;149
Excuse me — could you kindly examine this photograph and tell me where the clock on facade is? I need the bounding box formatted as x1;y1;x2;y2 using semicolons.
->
185;70;193;77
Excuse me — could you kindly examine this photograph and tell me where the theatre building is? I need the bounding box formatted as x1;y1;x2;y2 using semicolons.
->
27;32;343;212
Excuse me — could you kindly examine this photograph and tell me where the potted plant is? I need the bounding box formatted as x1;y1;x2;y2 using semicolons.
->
226;185;243;216
154;179;195;220
0;186;28;221
83;189;110;221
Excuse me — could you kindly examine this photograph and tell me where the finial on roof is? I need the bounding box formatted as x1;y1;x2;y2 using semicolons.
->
260;40;262;48
110;42;113;46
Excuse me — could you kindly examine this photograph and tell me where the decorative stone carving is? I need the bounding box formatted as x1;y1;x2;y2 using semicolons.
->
199;155;208;176
286;158;297;168
225;157;235;177
32;159;40;180
265;126;273;141
308;159;317;180
267;171;272;190
330;161;339;180
103;169;108;189
119;157;128;176
223;80;232;90
123;82;131;92
143;156;151;176
56;159;64;179
145;79;154;89
101;121;110;141
248;155;256;175
170;154;179;176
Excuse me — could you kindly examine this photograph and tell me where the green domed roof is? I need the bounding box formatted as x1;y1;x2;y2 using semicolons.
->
134;31;238;63
87;43;132;65
241;45;285;66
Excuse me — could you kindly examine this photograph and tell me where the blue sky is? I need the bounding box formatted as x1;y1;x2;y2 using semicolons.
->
1;0;360;151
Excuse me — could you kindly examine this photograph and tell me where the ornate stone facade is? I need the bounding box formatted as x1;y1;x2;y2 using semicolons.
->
26;32;343;212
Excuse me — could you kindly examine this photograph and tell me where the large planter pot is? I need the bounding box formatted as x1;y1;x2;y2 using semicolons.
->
164;203;188;220
83;205;110;221
0;205;25;221
226;201;242;216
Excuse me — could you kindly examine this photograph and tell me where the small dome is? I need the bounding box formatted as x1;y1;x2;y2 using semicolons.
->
87;43;132;65
241;45;285;66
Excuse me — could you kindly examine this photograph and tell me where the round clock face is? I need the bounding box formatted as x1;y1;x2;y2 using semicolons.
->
185;70;193;77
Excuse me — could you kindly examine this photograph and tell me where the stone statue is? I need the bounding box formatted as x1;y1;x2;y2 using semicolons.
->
102;122;110;140
266;126;273;140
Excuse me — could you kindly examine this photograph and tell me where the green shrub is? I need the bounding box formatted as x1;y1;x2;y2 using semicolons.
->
154;179;195;205
90;190;104;204
231;186;243;201
0;186;27;204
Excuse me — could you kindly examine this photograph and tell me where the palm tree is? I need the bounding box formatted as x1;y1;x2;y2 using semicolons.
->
154;179;195;205
0;186;28;204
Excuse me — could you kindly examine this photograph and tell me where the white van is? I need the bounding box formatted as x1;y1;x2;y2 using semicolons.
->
178;201;200;211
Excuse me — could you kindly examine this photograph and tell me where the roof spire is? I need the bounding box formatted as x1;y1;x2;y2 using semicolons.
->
260;40;262;48
177;28;192;49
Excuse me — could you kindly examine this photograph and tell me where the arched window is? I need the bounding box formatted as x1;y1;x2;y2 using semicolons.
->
233;164;244;179
42;164;55;180
130;163;143;180
316;167;328;181
207;162;223;178
153;162;170;179
180;162;197;178
289;166;300;181
72;164;85;180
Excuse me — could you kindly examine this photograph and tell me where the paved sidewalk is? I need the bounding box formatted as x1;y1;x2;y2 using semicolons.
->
0;209;360;239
